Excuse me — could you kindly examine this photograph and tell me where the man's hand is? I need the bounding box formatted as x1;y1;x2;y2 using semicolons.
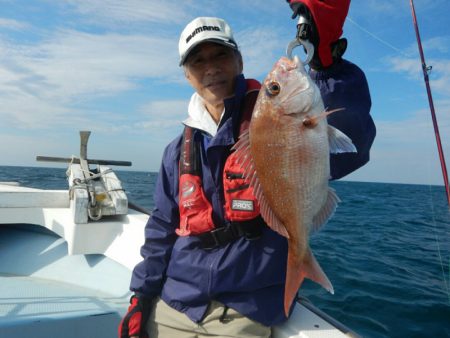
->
118;295;152;338
287;0;310;20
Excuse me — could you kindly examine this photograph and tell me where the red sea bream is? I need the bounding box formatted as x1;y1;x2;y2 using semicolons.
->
234;56;357;316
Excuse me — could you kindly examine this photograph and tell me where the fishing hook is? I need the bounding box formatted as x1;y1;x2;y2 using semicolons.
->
286;38;315;65
286;9;315;64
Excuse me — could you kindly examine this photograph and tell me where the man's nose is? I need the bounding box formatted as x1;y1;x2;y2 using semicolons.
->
204;58;221;75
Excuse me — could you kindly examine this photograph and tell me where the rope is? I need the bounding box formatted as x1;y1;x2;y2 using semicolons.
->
67;165;117;221
88;204;103;221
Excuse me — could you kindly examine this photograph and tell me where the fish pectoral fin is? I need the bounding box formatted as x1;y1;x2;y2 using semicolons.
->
305;108;346;126
328;125;357;154
312;187;340;232
284;248;334;316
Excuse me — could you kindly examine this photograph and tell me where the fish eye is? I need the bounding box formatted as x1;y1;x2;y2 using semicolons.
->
266;81;281;96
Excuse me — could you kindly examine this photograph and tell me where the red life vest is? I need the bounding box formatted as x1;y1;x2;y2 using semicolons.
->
176;79;261;236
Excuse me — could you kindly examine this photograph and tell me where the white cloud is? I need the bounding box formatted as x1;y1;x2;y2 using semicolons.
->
387;55;450;97
0;20;290;132
371;34;450;185
347;102;450;185
387;56;422;79
64;0;189;25
237;27;287;79
352;0;446;17
0;18;29;30
0;29;183;129
0;1;290;135
23;30;178;98
428;59;450;97
137;99;188;131
423;37;450;54
139;99;188;118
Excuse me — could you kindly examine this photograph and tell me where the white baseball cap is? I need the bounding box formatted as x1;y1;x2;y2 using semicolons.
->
178;17;238;66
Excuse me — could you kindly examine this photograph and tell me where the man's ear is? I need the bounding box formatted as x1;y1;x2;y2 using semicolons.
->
184;66;190;80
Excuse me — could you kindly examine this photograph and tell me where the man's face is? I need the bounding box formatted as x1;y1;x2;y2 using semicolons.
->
184;42;243;107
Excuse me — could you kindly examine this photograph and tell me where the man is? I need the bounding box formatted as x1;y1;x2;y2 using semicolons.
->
119;16;375;338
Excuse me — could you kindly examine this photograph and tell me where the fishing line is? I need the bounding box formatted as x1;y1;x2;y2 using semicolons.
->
428;152;450;306
426;181;450;304
404;66;450;305
416;84;450;304
346;16;414;58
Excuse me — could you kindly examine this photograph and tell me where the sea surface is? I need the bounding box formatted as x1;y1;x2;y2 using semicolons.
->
1;165;449;338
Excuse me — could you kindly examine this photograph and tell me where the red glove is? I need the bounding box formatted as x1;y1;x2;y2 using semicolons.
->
118;295;152;338
287;0;351;68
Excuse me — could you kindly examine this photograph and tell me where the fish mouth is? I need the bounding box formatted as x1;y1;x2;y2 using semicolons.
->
293;55;306;71
290;55;309;77
280;56;302;73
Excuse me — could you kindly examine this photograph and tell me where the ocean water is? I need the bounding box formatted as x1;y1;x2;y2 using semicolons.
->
1;165;449;338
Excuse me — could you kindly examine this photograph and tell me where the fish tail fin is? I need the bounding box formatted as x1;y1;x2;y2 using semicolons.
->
284;248;334;316
305;248;334;294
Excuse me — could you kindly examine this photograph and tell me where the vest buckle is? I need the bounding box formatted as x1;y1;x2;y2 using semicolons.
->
197;218;264;250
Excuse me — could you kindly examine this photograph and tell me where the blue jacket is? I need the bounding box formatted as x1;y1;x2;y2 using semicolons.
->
313;59;376;179
130;68;376;326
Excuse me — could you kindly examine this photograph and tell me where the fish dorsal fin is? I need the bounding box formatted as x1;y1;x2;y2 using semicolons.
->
233;130;290;239
312;187;340;232
327;125;357;154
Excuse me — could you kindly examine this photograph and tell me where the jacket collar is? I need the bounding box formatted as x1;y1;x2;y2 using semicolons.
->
183;92;223;137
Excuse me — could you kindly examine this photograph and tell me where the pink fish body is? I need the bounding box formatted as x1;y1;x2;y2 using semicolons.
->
234;56;356;316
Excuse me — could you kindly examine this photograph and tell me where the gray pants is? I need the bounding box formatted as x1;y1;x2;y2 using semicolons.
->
146;298;271;338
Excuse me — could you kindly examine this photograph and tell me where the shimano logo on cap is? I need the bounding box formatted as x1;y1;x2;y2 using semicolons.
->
186;25;221;43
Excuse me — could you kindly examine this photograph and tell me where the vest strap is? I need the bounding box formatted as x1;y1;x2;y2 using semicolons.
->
197;216;264;249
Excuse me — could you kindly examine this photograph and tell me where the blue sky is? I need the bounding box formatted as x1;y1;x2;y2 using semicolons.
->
1;0;449;186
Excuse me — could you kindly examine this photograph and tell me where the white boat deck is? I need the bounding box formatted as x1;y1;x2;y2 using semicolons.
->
0;226;132;337
0;274;123;337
